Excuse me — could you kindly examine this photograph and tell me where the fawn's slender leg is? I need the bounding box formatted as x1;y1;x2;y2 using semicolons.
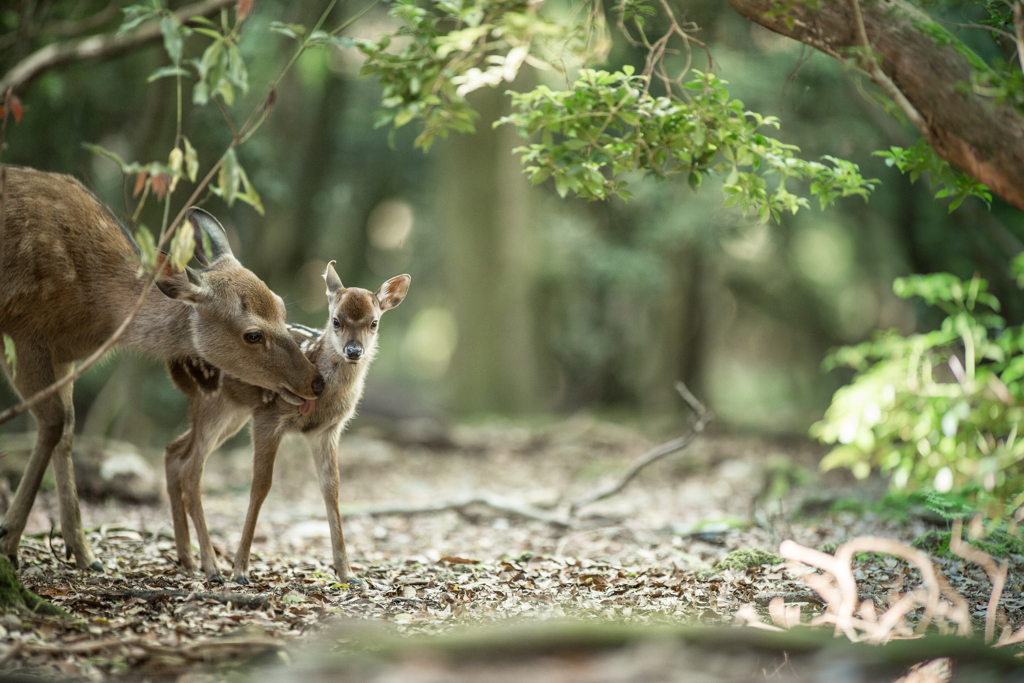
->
231;418;283;584
178;404;248;581
0;344;100;570
309;424;352;582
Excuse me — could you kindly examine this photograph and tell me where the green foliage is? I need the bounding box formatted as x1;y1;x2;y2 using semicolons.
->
875;140;991;211
812;272;1024;510
355;0;595;150
502;68;876;214
2;334;14;379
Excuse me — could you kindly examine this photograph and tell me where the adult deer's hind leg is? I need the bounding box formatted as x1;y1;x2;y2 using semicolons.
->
179;405;248;581
0;344;100;570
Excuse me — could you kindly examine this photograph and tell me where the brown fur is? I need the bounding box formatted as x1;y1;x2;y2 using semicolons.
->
0;165;322;570
165;264;410;582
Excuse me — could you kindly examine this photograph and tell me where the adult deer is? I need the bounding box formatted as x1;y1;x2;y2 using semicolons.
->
166;262;409;583
0;165;323;571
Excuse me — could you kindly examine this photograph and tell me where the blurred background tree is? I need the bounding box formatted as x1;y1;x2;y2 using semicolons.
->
1;0;1022;456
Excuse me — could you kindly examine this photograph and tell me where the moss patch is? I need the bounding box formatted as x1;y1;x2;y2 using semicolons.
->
0;555;65;617
715;548;784;572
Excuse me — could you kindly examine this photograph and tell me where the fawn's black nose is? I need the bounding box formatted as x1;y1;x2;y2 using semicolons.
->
344;341;363;361
312;375;325;396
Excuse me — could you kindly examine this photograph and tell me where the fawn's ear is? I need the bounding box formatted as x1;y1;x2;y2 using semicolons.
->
324;260;344;299
376;274;411;312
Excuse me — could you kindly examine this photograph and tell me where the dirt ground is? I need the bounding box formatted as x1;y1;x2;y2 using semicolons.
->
0;417;1019;681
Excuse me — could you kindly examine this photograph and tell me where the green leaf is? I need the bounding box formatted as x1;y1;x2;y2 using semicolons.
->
183;137;199;183
2;334;15;378
135;225;158;274
269;21;306;39
218;148;240;207
147;66;189;83
169;222;197;272
160;16;184;65
82;143;127;171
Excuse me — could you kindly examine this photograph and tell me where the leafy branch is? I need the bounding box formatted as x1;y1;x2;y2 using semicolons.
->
0;0;346;427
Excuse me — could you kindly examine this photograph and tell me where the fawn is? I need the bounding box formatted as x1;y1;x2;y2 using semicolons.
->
0;166;323;570
165;261;410;582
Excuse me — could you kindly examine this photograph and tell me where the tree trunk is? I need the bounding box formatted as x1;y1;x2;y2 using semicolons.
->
438;80;542;415
728;0;1024;212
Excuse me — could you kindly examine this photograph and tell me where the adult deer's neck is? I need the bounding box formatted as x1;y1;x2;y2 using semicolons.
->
118;285;198;360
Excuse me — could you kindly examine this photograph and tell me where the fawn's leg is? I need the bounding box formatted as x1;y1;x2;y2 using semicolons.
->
0;345;99;570
231;419;283;584
310;425;353;582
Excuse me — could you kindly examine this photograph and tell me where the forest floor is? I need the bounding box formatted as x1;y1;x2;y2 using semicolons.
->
0;416;1021;681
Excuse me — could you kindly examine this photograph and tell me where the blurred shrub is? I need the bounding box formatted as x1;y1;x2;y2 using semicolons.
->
812;268;1024;515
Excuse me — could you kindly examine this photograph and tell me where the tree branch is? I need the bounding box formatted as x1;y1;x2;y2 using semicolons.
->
569;381;713;513
0;0;235;95
728;0;1024;213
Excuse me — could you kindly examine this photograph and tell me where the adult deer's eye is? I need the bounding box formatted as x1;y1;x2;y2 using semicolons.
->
244;331;264;344
333;318;341;329
370;320;378;330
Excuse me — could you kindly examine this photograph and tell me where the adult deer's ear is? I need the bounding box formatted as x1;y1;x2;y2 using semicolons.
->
324;260;344;299
185;207;234;266
376;274;411;311
156;264;212;305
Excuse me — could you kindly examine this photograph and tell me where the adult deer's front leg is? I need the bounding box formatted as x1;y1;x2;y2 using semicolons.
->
231;419;283;584
309;426;353;582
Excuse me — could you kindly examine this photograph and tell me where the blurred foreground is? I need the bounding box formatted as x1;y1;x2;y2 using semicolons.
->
0;418;1016;679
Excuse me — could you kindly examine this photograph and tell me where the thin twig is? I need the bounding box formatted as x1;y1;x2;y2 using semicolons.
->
0;87;11;260
847;0;928;135
570;381;712;513
1014;2;1024;75
0;0;235;94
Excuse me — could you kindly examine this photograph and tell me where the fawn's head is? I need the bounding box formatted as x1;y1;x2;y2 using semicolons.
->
323;261;410;364
156;209;324;404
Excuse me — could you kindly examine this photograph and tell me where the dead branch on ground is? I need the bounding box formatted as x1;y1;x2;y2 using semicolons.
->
570;381;712;514
343;495;617;530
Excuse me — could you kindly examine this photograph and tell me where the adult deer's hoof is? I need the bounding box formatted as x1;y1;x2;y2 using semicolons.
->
88;560;104;572
208;573;224;583
234;575;250;586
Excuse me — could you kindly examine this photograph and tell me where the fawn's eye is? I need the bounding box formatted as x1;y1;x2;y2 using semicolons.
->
333;318;341;329
244;331;264;344
370;320;378;330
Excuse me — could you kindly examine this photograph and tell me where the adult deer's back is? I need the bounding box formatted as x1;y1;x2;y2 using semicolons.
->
0;165;322;570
